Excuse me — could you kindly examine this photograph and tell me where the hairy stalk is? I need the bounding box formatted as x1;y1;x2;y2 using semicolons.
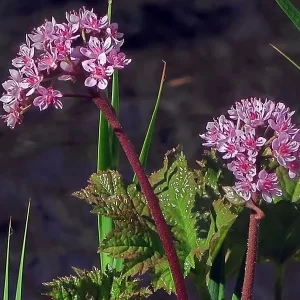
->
241;195;263;300
92;96;188;300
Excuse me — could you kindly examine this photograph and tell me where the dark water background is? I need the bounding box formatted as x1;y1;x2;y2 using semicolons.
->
1;0;300;299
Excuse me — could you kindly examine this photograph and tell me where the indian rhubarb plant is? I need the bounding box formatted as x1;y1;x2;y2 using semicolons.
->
2;2;300;300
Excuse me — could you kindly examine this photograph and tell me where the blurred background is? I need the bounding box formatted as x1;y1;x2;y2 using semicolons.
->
1;0;300;299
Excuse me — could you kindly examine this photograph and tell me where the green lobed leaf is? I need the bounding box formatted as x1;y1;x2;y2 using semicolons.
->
276;166;300;202
150;150;203;273
73;170;150;223
275;0;300;31
206;199;241;266
100;224;165;276
44;267;151;300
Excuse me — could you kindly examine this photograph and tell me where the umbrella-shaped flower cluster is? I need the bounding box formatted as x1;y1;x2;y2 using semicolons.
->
0;6;131;128
200;97;300;202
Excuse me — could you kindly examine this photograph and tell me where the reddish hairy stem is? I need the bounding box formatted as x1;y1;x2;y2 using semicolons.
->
92;97;188;300
242;197;263;300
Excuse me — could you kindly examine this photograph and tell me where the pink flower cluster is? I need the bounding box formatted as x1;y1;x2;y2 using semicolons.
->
0;7;131;128
200;97;300;203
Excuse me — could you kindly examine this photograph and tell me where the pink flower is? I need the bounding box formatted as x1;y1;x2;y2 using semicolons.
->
107;50;132;69
80;9;108;33
55;40;72;61
1;69;29;103
1;102;22;128
234;178;256;201
257;170;282;203
33;86;63;110
227;153;256;181
268;102;298;136
200;115;236;148
217;136;245;159
80;36;112;59
22;64;43;96
82;58;114;90
37;46;58;72
106;23;124;50
12;35;35;70
272;132;299;167
55;22;79;42
240;125;266;156
29;18;58;49
228;97;275;127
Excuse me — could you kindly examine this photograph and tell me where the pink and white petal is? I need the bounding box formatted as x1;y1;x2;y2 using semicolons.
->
33;96;46;109
262;192;272;203
60;61;73;72
0;94;14;103
98;52;107;65
26;86;38;96
80;47;93;58
82;59;95;72
103;37;112;51
53;90;63;97
84;76;97;87
105;66;114;76
9;69;21;81
54;99;63;109
97;78;108;90
37;85;48;95
58;75;75;81
12;57;24;68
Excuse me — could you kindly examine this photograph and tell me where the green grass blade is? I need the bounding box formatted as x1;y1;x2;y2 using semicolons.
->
15;201;31;300
97;98;114;271
3;217;12;300
96;0;116;272
270;43;300;70
110;70;121;271
107;0;122;271
231;251;246;300
208;244;225;300
133;61;166;183
275;0;300;31
109;70;120;170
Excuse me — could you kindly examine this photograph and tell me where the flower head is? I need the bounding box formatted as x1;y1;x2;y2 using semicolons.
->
201;97;300;203
1;6;131;128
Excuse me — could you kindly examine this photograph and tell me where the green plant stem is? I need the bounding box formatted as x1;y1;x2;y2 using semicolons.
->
92;96;188;300
241;197;263;300
274;263;285;300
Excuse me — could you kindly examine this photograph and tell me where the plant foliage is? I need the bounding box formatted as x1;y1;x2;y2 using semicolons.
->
74;149;241;294
44;267;151;300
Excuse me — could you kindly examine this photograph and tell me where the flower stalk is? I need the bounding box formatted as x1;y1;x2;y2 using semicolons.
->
92;96;188;300
241;194;263;300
